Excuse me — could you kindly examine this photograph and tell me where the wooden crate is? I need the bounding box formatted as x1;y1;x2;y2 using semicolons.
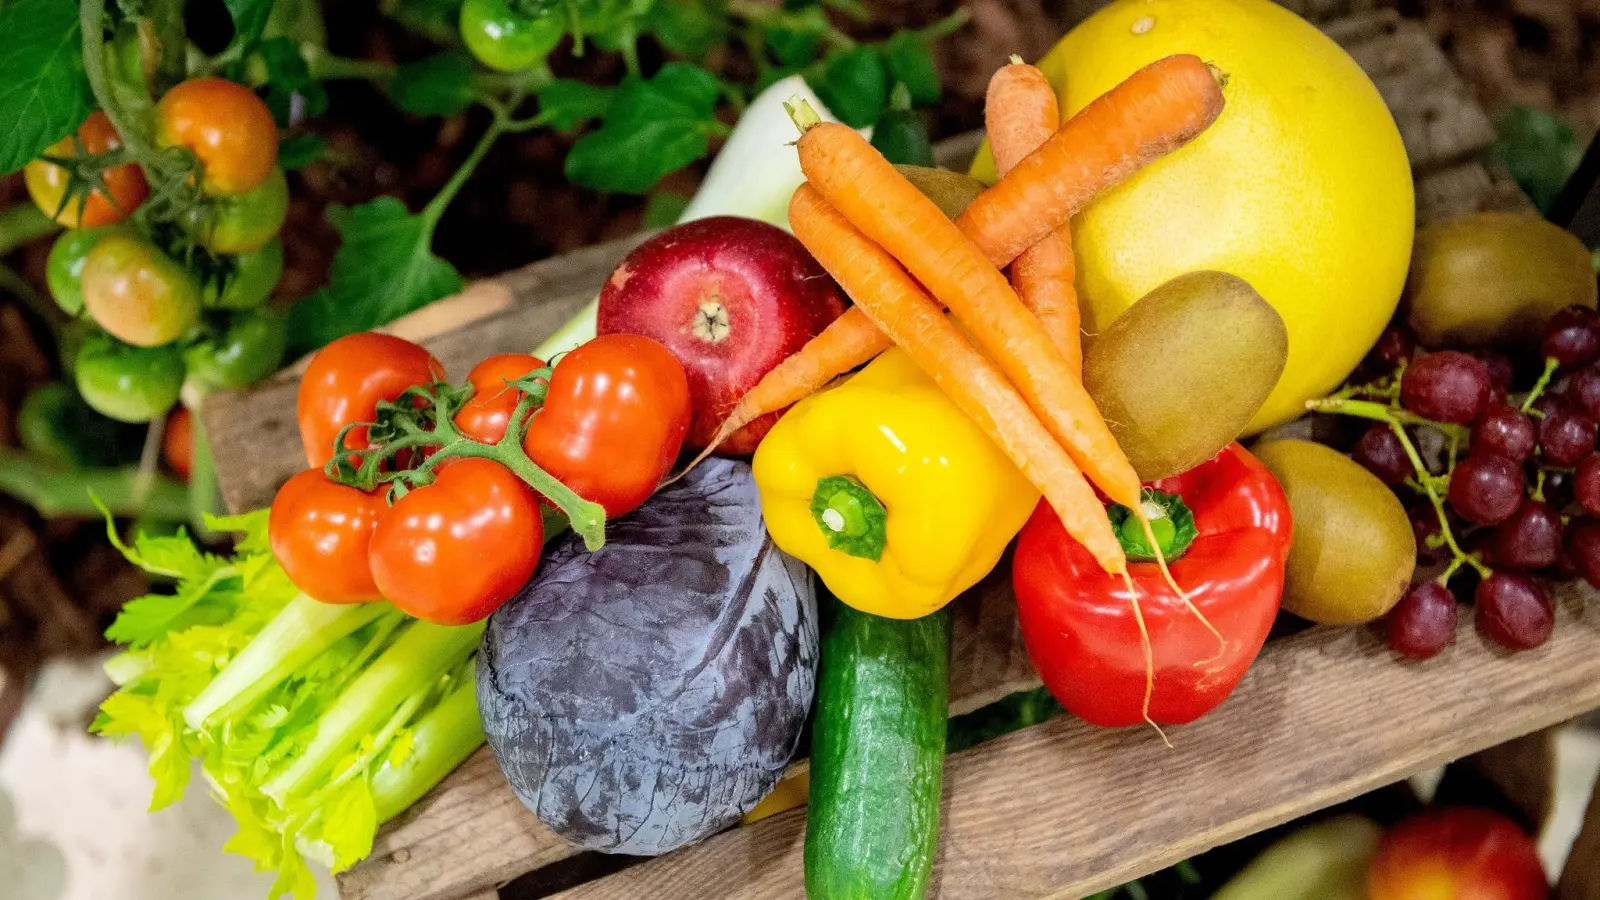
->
204;11;1579;900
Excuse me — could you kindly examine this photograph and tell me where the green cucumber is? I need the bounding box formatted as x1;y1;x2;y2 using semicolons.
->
803;597;950;899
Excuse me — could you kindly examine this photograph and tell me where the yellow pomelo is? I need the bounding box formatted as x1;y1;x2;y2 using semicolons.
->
972;0;1414;432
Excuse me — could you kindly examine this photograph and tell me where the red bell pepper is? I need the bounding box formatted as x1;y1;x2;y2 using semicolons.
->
1013;442;1291;727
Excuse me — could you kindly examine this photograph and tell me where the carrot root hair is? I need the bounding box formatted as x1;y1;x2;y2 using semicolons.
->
1120;569;1170;747
1133;509;1227;663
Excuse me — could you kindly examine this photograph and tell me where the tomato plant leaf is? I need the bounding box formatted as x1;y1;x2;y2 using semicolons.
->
254;37;329;125
537;79;614;132
1494;105;1584;214
882;31;940;106
277;134;327;171
809;47;887;128
390;52;478;116
564;66;729;193
642;191;691;228
643;0;729;59
0;0;93;176
224;0;277;54
766;26;820;68
288;198;464;353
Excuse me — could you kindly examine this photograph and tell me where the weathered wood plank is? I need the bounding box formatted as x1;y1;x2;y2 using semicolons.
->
547;584;1600;900
210;15;1499;517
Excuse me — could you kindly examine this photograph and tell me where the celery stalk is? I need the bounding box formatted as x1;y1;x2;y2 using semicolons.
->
184;595;398;730
371;674;485;823
263;618;487;801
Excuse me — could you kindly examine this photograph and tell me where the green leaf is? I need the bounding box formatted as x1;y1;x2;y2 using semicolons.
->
564;65;729;193
767;26;820;68
0;0;93;176
204;508;273;554
643;191;690;227
321;780;378;872
254;38;328;125
288;197;464;353
225;0;278;53
881;31;940;106
537;79;615;132
809;47;887;128
643;0;729;58
390;52;478;117
277;134;327;171
1494;105;1584;213
651;62;723;114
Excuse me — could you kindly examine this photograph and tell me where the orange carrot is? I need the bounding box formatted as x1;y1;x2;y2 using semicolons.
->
795;116;1144;512
986;58;1082;372
789;184;1127;574
959;54;1225;268
681;310;890;473
695;55;1223;459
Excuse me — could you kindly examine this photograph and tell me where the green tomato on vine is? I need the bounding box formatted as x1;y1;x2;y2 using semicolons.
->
184;308;289;389
75;332;186;423
182;167;289;254
461;0;566;72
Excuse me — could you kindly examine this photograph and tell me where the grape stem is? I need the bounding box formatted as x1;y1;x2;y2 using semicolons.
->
1307;396;1492;582
1521;357;1561;414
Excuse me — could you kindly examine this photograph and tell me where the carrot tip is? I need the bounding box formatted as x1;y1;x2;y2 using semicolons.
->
1204;61;1231;91
1008;53;1025;65
785;98;823;134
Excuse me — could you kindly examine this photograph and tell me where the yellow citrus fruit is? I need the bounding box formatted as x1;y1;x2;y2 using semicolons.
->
972;0;1414;432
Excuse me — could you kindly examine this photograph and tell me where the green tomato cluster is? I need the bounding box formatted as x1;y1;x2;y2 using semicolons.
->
45;166;292;424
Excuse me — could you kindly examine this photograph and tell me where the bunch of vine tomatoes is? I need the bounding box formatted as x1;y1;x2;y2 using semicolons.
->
27;77;288;425
270;330;692;626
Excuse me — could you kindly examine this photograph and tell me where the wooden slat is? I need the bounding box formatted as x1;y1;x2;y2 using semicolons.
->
548;584;1600;900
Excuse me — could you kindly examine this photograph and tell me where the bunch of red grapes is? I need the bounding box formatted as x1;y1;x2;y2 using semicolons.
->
1348;305;1600;660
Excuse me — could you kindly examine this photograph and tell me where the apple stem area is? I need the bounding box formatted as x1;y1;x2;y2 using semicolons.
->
692;299;732;343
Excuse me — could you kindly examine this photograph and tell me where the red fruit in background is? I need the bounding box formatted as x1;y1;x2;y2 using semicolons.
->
163;406;193;480
1368;807;1548;900
597;216;848;454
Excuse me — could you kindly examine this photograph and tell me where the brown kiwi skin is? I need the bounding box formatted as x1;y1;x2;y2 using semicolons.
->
1253;439;1416;626
1406;212;1597;348
1083;270;1288;482
894;165;987;219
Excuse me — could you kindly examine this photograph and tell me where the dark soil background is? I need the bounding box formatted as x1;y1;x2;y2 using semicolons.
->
0;0;1594;710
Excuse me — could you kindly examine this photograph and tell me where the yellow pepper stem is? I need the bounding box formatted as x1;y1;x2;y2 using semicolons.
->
810;475;888;562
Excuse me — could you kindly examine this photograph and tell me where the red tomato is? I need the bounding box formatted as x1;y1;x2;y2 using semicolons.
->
1368;808;1548;900
368;459;543;625
156;78;278;196
454;353;545;445
163;407;193;480
268;469;386;604
297;333;446;468
523;334;691;519
25;111;149;227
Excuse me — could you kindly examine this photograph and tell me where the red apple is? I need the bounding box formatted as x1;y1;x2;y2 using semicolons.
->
1368;808;1548;900
597;215;848;454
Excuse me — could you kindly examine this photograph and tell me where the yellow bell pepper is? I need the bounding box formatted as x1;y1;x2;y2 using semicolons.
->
752;348;1039;619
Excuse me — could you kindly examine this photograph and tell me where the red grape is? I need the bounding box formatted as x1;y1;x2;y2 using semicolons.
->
1569;517;1600;588
1567;365;1600;419
1370;325;1415;369
1354;425;1412;485
1542;305;1600;370
1448;454;1525;525
1387;582;1457;659
1470;404;1537;463
1473;349;1515;390
1493;499;1563;570
1410;505;1445;566
1577;455;1600;516
1474;572;1555;651
1540;405;1597;467
1401;351;1490;424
